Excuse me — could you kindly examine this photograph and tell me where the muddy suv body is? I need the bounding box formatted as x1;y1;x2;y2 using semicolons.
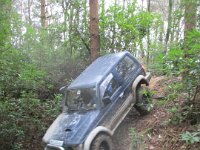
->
43;51;151;150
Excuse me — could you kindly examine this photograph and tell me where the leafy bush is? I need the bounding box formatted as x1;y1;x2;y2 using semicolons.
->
181;130;200;144
161;30;200;125
0;95;61;150
0;48;47;99
130;128;145;150
0;48;62;149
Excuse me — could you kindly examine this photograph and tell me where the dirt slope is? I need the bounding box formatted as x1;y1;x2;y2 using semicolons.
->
113;76;200;150
113;76;166;150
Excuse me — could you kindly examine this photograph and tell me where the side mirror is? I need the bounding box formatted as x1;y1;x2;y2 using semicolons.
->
102;96;111;105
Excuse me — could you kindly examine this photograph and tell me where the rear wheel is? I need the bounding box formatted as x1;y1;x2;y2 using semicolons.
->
91;134;113;150
134;85;152;115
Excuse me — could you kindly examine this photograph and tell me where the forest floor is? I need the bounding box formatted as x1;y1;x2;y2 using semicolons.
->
113;76;200;150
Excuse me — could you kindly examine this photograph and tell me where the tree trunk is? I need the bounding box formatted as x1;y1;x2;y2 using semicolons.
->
41;0;48;28
100;0;105;51
84;0;87;32
0;0;11;51
146;0;151;69
69;2;74;56
184;0;197;38
182;0;197;78
28;0;32;25
89;0;100;62
122;0;125;10
164;0;173;54
111;0;117;53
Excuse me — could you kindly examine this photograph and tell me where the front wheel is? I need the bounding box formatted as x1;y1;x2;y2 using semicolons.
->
91;134;113;150
134;85;153;115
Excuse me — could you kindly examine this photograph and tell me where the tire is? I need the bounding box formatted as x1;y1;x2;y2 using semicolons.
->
134;85;152;115
91;134;113;150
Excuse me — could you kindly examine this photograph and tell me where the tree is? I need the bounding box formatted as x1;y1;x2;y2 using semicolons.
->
146;0;151;67
41;0;48;28
183;0;199;100
184;0;197;39
164;0;173;54
89;0;100;61
0;0;11;51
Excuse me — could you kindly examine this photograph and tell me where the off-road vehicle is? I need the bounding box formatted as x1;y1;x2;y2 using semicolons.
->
43;51;151;150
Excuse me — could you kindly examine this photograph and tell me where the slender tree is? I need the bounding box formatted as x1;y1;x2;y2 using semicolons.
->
0;0;11;51
28;0;32;25
111;0;117;52
164;0;173;54
41;0;48;28
146;0;151;68
89;0;100;61
100;0;105;51
184;0;197;38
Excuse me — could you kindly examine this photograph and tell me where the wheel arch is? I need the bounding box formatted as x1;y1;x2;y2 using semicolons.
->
132;75;149;100
83;126;112;150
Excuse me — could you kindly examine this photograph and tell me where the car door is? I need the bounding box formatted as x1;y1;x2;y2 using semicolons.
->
99;57;136;131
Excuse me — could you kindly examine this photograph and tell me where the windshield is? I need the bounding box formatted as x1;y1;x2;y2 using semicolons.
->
66;88;97;111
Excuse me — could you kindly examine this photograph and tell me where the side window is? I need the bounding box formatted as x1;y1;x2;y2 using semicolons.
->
116;56;135;80
100;73;119;99
104;78;119;97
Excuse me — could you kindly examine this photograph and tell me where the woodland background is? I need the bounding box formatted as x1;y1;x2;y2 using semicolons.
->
0;0;199;149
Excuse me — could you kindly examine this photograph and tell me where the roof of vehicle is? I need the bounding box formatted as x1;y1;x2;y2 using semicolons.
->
68;51;132;89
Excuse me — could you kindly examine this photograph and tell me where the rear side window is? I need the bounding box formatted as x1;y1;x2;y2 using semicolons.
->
116;56;135;80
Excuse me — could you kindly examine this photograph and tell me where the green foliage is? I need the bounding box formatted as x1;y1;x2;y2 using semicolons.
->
0;0;11;50
0;0;198;149
181;130;200;144
0;48;47;99
100;1;162;53
166;82;183;101
181;30;200;99
159;30;200;125
129;128;145;150
0;96;60;150
138;88;154;111
168;106;184;125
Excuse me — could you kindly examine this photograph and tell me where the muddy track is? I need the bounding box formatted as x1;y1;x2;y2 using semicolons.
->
113;108;140;150
112;76;166;150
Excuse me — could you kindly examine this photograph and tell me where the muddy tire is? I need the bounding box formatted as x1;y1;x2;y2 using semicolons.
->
91;134;113;150
134;85;152;116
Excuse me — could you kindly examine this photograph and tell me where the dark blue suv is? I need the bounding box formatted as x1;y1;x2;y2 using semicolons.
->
43;51;151;150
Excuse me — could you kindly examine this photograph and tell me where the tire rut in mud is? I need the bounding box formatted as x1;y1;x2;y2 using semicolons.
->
112;109;140;150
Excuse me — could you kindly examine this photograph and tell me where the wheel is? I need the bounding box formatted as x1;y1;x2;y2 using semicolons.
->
134;85;152;115
91;134;113;150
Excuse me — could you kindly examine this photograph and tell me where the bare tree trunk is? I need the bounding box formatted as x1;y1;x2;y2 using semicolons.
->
122;0;125;10
146;0;151;69
0;0;11;51
41;0;48;28
89;0;100;62
184;0;197;38
84;0;87;32
28;0;32;25
182;0;197;78
100;0;105;51
164;0;173;54
111;0;117;53
141;0;144;11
